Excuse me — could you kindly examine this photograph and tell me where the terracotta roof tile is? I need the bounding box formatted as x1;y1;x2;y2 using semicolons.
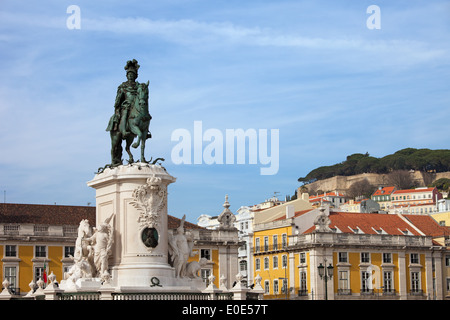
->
326;212;420;235
0;203;96;226
303;211;449;238
372;186;396;196
0;203;203;230
393;188;435;194
402;214;450;237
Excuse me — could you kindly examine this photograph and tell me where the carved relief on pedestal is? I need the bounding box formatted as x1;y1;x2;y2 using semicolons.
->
130;176;167;249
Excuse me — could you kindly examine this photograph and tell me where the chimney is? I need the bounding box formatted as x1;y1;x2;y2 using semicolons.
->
286;205;294;219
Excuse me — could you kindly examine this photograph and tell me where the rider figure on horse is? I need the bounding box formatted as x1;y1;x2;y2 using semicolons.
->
107;59;140;138
106;59;151;167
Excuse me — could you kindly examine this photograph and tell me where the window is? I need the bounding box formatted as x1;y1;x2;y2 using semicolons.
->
5;245;17;257
240;260;247;272
4;267;17;293
411;272;420;292
35;246;46;258
282;234;287;248
383;271;393;293
264;280;270;294
264;237;269;251
299;252;306;264
273;235;278;250
299;271;307;294
445;255;450;267
255;258;261;271
201;269;211;285
201;249;211;260
410;253;419;264
338;252;348;263
338;271;349;290
282;255;287;268
264;257;269;270
361;252;370;263
34;267;45;284
273;256;278;269
255;238;260;253
361;271;371;293
64;246;75;258
273;279;279;294
383;253;392;264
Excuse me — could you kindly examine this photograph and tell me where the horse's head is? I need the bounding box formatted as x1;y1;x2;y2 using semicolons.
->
135;82;149;109
78;219;91;237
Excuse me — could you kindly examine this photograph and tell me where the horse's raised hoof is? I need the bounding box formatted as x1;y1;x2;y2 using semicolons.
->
132;142;140;148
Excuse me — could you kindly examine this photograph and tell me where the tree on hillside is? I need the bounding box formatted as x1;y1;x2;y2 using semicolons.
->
431;178;450;192
298;148;450;183
346;179;376;199
386;170;416;190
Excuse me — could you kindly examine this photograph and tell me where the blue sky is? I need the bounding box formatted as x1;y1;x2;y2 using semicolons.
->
0;1;449;223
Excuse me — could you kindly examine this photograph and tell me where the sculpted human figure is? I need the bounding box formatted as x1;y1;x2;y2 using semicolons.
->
168;215;195;278
87;214;115;282
106;59;152;166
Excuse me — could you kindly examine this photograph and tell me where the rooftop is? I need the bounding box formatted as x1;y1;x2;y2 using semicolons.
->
0;203;203;230
372;186;396;196
303;211;450;237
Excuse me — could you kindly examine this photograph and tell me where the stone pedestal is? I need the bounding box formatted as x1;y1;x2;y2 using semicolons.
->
87;163;181;290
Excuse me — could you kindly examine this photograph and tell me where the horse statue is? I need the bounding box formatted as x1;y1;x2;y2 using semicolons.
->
127;81;151;163
73;219;92;263
106;60;152;167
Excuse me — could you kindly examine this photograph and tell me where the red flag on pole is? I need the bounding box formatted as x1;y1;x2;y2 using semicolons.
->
43;260;47;283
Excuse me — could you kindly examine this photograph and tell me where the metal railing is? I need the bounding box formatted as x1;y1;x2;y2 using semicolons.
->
111;292;210;300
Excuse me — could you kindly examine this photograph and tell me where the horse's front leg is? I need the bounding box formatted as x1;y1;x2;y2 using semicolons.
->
125;137;135;163
132;125;143;149
141;139;147;163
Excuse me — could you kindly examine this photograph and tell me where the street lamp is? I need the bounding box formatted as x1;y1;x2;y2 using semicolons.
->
317;260;334;300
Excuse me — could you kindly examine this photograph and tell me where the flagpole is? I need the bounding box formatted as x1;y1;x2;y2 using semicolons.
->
43;259;48;284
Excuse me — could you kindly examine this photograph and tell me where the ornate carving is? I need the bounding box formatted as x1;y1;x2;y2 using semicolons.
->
130;177;167;230
314;206;332;232
217;195;236;230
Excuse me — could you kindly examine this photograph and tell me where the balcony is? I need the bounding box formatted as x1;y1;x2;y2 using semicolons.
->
337;289;352;295
382;289;396;296
360;288;374;295
297;289;308;296
409;289;423;296
252;244;288;254
0;223;79;238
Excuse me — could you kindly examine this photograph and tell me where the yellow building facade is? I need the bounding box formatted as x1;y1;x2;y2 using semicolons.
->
253;207;450;300
253;223;291;299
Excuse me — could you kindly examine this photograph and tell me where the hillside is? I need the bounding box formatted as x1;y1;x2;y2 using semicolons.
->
300;171;450;199
298;148;450;184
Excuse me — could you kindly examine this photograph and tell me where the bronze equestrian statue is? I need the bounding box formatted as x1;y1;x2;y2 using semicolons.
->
106;59;152;167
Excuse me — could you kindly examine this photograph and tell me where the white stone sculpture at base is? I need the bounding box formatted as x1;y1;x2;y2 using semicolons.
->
34;278;45;296
168;215;197;278
60;214;114;291
185;258;207;279
219;275;228;292
88;213;115;283
25;280;35;297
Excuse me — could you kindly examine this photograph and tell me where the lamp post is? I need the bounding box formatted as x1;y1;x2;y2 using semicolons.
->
317;259;334;300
